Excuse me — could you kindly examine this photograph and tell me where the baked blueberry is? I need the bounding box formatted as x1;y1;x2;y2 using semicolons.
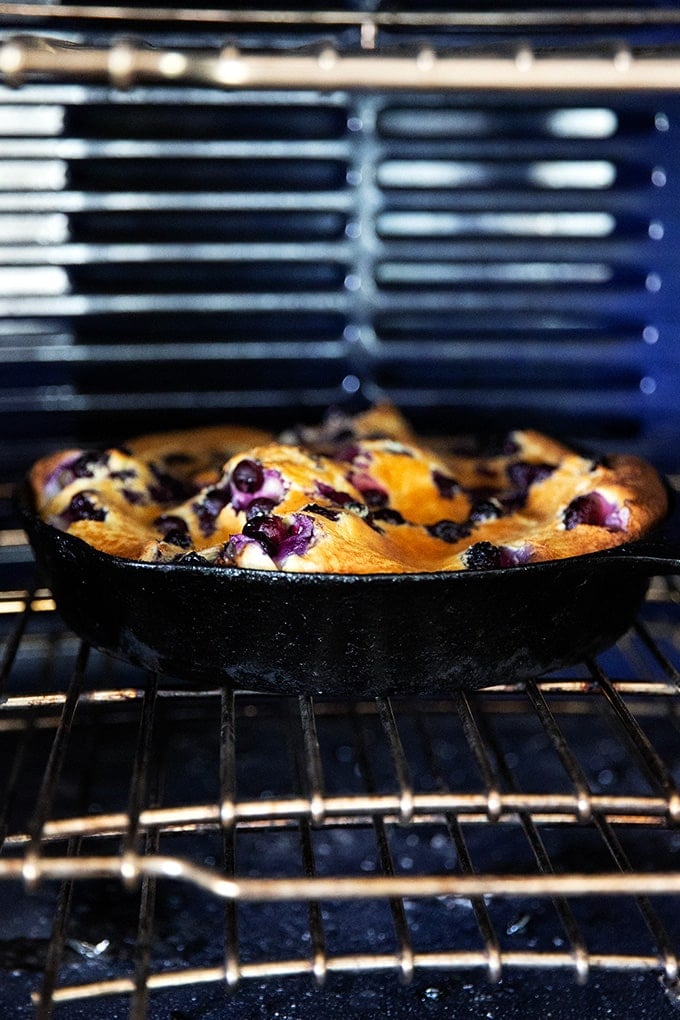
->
242;513;288;557
231;458;264;494
347;471;388;508
563;492;629;532
316;482;357;506
242;512;315;562
121;488;145;506
229;465;286;513
245;498;276;520
172;551;206;565
451;433;520;457
427;519;471;543
507;460;555;491
62;492;107;524
468;497;504;523
370;507;405;525
278;513;315;561
154;513;191;548
148;462;196;504
432;470;460;499
193;486;231;536
463;541;532;570
302;503;341;521
70;450;110;479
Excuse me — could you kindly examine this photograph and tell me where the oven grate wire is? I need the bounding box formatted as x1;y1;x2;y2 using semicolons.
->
1;573;680;1014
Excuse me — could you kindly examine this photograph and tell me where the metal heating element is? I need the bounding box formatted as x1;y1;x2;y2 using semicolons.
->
2;4;680;1018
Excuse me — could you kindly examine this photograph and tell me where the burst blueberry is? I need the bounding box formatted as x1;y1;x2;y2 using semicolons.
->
242;512;315;562
63;492;107;524
242;513;288;557
563;492;629;531
231;458;264;494
230;465;286;513
333;443;361;463
122;488;145;506
277;513;315;560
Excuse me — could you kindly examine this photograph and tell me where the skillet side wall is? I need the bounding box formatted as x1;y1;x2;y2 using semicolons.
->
24;508;650;696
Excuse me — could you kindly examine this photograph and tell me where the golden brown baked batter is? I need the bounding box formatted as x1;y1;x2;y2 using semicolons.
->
29;405;668;573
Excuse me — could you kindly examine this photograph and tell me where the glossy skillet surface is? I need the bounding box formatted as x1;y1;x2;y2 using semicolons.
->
16;480;680;697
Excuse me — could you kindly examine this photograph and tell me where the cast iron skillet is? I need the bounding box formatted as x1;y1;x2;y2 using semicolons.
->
16;479;680;697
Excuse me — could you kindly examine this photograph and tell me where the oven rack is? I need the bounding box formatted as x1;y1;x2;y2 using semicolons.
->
1;557;680;1016
3;35;680;93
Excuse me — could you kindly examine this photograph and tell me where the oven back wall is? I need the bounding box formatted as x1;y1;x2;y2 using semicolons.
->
1;82;679;484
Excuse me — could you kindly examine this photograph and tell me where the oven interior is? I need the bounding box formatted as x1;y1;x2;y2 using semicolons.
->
2;4;680;1018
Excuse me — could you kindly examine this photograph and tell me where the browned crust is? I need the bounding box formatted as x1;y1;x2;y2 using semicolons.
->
125;423;272;460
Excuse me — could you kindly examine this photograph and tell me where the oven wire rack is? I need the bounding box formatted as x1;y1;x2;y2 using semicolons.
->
3;33;680;94
1;557;680;1016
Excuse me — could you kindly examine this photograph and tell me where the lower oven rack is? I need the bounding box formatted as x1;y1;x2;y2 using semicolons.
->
1;564;680;1016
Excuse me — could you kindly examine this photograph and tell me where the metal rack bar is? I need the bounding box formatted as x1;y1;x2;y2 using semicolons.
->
523;678;593;823
220;688;240;990
129;703;165;1020
0;588;34;696
3;6;680;28
470;690;590;985
6;851;680;900
23;641;87;888
590;662;680;823
455;691;503;821
299;814;327;986
298;695;325;826
632;620;680;686
594;814;679;984
413;706;502;982
351;704;414;982
288;697;328;985
34;948;680;1009
33;838;80;1020
3;37;680;92
376;698;414;825
121;670;159;885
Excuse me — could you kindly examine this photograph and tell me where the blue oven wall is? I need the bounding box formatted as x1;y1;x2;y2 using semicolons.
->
0;33;679;480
